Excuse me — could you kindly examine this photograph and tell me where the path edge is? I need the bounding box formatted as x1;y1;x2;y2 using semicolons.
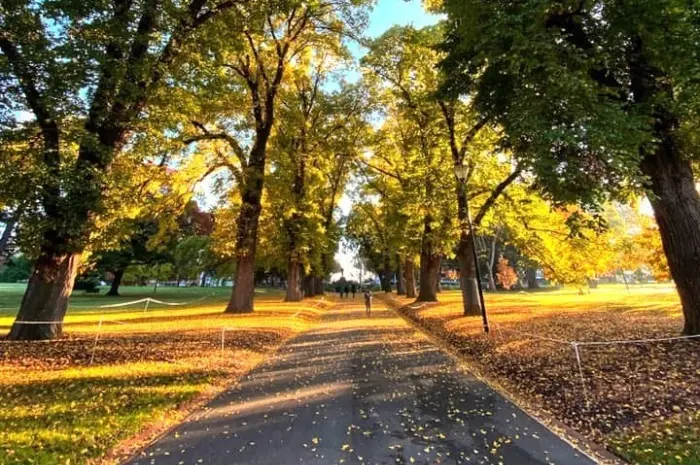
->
100;299;331;465
379;294;627;465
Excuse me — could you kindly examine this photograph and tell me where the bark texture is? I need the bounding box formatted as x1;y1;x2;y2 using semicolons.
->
107;268;124;297
455;181;482;315
227;145;266;313
526;267;539;290
630;37;700;335
417;251;440;302
396;258;406;295
285;260;303;302
8;250;80;340
405;258;417;298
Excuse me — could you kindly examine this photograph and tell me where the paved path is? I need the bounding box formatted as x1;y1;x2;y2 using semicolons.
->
126;300;596;465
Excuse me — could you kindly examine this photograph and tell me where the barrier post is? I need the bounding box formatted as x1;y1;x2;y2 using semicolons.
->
572;342;590;408
220;327;226;358
89;317;104;366
143;298;150;313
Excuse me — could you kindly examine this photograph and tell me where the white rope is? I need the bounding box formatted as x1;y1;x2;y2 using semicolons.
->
97;298;151;308
292;295;326;318
576;333;700;346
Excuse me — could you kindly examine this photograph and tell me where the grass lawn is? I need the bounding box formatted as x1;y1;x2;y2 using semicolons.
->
387;284;700;465
0;285;330;465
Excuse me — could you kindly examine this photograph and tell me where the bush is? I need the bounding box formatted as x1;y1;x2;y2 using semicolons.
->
0;254;32;283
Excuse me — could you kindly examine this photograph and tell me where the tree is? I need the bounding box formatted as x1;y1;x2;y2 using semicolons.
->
267;63;366;301
440;1;700;334
181;0;371;312
1;0;244;340
496;256;518;291
362;25;520;307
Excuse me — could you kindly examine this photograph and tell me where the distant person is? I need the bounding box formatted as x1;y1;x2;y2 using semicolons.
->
344;285;350;298
364;289;372;316
351;283;357;299
336;285;342;298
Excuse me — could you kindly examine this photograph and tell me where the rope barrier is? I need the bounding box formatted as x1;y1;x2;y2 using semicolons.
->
575;333;700;346
10;295;217;325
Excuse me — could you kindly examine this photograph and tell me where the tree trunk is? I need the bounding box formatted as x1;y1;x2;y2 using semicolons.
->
526;267;539;290
314;276;324;296
303;275;315;297
381;253;392;293
642;147;700;334
455;180;482;315
435;257;442;293
405;257;417;298
396;257;406;295
107;268;124;296
226;163;264;313
630;42;700;335
417;250;440;302
8;250;81;340
457;237;482;316
285;259;303;302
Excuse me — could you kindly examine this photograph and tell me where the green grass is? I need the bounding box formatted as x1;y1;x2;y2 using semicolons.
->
0;364;216;465
0;283;283;317
0;286;323;465
610;412;700;465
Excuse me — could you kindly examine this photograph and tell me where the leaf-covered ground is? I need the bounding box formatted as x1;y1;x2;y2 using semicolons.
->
386;284;700;465
0;288;329;465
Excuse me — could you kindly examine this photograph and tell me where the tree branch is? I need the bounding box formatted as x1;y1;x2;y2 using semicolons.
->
473;167;522;226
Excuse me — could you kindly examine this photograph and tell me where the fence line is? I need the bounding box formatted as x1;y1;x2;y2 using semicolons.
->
490;321;700;406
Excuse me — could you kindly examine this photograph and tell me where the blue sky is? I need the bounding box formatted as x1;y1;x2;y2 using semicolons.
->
366;0;441;37
346;0;441;61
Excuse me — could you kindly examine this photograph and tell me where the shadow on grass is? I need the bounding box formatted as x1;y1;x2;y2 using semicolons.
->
0;368;216;465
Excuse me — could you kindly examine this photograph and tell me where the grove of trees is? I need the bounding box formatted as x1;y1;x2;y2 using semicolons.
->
1;0;697;339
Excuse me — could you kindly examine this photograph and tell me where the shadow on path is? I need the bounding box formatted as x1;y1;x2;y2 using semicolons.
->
125;301;596;465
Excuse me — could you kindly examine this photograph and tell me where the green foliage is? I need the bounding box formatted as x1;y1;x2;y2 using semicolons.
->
0;255;31;283
439;0;700;207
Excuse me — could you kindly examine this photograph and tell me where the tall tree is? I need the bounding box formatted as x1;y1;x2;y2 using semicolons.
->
440;0;700;333
182;0;370;312
362;25;520;307
1;0;244;339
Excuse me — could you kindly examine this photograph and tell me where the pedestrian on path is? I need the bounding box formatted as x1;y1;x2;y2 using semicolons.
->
351;283;357;299
364;289;372;316
344;285;350;298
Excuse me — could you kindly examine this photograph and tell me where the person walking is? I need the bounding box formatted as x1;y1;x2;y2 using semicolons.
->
351;283;357;299
344;284;350;299
364;288;372;317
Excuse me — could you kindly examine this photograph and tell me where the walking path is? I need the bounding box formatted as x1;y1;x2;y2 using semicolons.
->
125;299;596;465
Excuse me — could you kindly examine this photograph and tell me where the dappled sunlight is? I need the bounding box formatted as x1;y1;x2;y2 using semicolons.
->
208;382;353;418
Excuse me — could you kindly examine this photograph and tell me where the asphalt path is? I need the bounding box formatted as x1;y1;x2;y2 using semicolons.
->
125;299;596;465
